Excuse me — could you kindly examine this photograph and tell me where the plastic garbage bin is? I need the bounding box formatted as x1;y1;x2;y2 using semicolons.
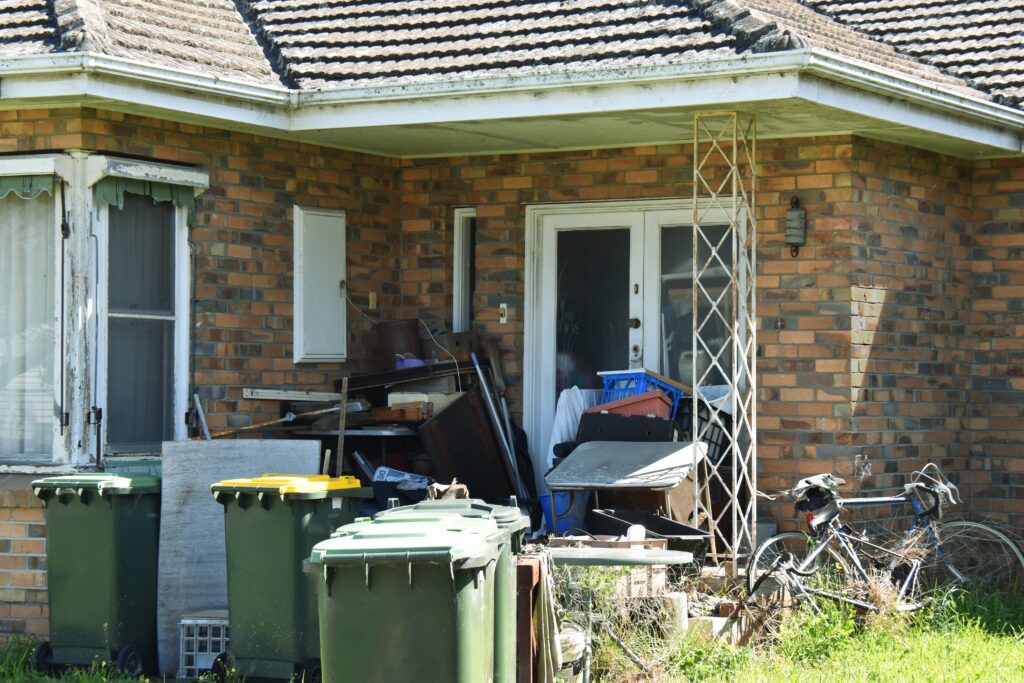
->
210;474;368;681
308;515;504;683
375;499;527;683
31;473;161;676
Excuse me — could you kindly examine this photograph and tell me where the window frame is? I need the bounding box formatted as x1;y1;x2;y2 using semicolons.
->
94;201;191;453
293;205;348;363
0;157;67;463
452;207;476;333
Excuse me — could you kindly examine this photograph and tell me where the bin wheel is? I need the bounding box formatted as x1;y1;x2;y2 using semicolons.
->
31;640;54;673
115;644;143;678
299;658;323;683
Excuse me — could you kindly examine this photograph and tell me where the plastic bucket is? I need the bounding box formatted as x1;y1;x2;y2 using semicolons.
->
540;492;589;535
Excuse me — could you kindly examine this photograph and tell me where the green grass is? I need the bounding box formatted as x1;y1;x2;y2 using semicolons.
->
587;590;1024;682
0;639;142;682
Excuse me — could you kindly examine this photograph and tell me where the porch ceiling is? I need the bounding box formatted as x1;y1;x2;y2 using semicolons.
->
290;98;995;159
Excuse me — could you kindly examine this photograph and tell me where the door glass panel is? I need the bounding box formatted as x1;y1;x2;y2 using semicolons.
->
556;229;630;392
660;224;732;387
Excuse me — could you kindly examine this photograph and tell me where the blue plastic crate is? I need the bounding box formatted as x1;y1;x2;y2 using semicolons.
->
597;370;688;420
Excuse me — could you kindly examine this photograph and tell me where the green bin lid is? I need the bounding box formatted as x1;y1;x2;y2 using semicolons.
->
32;473;160;498
313;517;503;568
377;499;528;531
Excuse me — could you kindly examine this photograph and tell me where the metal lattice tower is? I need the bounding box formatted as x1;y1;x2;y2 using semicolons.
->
691;112;757;572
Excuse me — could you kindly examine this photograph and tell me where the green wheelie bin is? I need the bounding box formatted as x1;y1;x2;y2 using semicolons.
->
375;499;528;683
210;473;368;682
31;473;161;677
308;515;504;683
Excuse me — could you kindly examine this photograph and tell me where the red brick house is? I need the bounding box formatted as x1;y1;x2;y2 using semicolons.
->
0;0;1022;639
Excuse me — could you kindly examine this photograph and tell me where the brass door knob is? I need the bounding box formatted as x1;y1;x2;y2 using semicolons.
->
627;318;641;329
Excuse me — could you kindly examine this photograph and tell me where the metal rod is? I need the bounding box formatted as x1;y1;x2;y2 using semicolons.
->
203;405;339;439
333;377;348;477
193;393;211;440
471;352;526;498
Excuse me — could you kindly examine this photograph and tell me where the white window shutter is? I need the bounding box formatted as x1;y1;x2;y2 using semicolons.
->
294;206;347;362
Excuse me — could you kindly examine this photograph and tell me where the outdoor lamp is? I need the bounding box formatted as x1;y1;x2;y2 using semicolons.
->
785;196;807;257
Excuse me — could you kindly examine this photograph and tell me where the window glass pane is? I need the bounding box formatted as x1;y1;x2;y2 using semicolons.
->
556;229;630;392
661;224;732;387
106;318;173;450
108;194;175;314
0;193;55;458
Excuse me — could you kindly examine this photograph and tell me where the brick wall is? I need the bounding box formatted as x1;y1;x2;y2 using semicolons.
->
1;106;403;432
970;157;1024;528
0;477;47;642
845;140;974;495
1;107;1022;639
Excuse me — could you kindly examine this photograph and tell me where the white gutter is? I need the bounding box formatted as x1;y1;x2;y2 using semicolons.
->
297;48;1024;135
0;52;291;106
0;48;1022;152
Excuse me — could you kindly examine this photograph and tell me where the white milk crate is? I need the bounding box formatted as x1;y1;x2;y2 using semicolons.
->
178;610;229;680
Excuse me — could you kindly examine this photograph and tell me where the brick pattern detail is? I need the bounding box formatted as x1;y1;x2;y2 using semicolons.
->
1;107;402;431
970;157;1024;529
0;485;47;642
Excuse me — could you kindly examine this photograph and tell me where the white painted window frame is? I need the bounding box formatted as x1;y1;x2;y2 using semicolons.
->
293;205;348;363
0;155;69;463
452;207;476;333
94;203;191;452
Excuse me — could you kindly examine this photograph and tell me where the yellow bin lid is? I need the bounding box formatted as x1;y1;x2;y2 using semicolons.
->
211;473;361;499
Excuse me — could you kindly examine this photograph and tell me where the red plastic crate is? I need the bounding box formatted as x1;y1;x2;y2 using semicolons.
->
585;390;672;418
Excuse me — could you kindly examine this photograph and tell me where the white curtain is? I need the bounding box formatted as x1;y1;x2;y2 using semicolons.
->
0;192;55;458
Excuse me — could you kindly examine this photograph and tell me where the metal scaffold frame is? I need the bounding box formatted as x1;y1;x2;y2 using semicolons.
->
691;111;757;572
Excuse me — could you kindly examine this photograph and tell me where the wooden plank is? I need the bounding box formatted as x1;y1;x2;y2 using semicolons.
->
516;557;541;683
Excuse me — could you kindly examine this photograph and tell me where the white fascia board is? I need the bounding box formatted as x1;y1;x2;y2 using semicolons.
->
796;75;1021;152
0;52;290;105
293;70;800;130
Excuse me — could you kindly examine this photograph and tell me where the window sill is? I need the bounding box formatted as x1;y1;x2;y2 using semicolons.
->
0;463;80;476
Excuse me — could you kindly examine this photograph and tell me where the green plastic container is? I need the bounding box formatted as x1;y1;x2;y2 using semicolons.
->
32;473;161;676
375;499;528;683
211;474;369;681
309;515;504;683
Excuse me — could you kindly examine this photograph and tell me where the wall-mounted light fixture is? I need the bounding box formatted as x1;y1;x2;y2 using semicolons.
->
785;196;807;258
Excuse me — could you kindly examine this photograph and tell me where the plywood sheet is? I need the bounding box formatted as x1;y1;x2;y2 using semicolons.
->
156;440;319;674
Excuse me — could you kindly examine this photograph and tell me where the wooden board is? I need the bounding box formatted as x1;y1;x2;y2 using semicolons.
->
418;388;516;500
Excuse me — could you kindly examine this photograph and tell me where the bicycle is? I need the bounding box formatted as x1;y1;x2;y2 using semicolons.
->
744;464;1024;636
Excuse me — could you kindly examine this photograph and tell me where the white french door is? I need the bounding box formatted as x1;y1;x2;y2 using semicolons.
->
525;199;731;477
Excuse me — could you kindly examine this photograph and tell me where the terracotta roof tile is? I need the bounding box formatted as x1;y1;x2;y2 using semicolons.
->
0;0;58;54
0;1;1015;109
52;0;284;86
804;0;1024;104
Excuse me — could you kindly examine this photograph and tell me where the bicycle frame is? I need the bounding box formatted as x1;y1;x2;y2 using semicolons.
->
776;490;943;612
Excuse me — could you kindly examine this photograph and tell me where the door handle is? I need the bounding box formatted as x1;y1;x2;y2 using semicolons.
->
627;318;641;329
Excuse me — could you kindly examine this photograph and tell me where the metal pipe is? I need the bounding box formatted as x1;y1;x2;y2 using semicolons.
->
470;352;526;498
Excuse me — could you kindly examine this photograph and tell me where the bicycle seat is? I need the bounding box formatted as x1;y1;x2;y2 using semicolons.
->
792;473;844;509
804;498;840;530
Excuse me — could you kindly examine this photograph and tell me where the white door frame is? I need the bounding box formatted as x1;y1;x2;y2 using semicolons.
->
524;198;709;483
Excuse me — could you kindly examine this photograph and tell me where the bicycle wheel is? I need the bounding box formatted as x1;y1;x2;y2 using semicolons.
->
747;531;848;595
921;520;1024;592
